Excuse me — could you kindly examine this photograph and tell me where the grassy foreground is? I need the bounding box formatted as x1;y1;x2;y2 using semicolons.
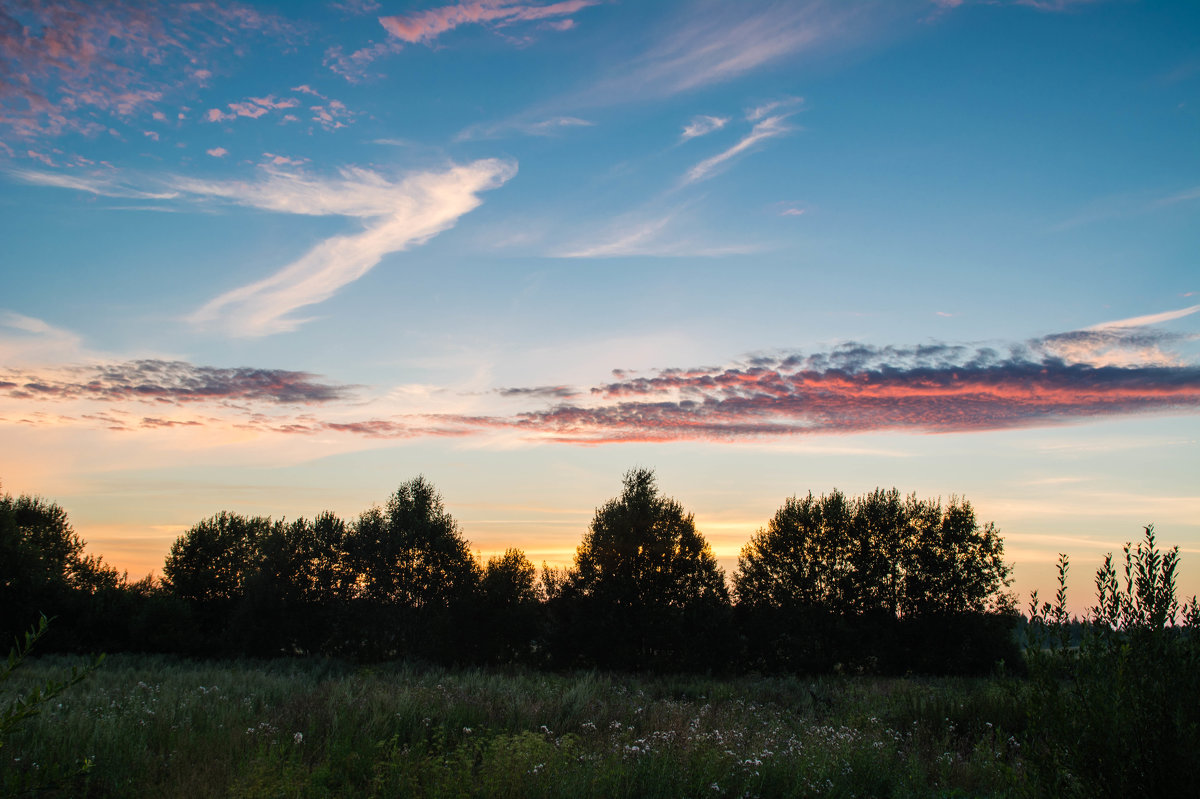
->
2;655;1034;798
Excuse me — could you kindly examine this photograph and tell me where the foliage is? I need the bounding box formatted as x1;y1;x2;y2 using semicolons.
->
1;616;103;795
0;490;122;644
347;476;480;609
1024;526;1200;799
734;488;1016;674
553;469;731;670
2;654;1038;798
734;488;1012;617
569;469;727;608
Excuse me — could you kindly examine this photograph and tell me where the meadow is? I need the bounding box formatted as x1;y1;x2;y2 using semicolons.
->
4;654;1032;798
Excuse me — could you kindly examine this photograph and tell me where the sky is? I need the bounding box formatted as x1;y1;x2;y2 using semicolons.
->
1;0;1198;614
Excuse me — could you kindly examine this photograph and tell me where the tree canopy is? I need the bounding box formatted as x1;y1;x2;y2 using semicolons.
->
734;488;1012;617
569;468;727;608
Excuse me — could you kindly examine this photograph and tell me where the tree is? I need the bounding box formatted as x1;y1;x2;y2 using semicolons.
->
0;490;121;644
478;548;540;663
734;488;1015;673
558;469;730;670
733;490;854;613
345;476;479;609
570;468;727;608
162;511;271;603
735;489;1011;618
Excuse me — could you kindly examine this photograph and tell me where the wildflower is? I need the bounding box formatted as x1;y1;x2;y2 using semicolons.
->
293;732;304;745
540;725;552;735
462;727;472;735
710;782;720;792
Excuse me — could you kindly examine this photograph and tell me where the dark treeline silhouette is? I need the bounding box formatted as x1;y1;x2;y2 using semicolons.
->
0;470;1021;674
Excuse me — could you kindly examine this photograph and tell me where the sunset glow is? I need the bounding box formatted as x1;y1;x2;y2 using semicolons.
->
2;0;1197;614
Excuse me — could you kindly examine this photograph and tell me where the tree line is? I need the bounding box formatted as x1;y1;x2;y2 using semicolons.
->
0;470;1020;674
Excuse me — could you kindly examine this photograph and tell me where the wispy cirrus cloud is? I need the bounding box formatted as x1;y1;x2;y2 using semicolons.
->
681;115;728;141
457;115;593;141
181;160;518;336
584;2;871;104
378;0;598;44
327;1;597;81
683;113;794;184
14;159;518;336
556;212;759;258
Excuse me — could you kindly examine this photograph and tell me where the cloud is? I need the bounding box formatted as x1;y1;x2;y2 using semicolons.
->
206;95;303;123
186;160;518;336
0;359;352;404
684;114;794;184
206;147;228;158
310;99;355;130
378;0;597;44
6;307;1196;445
496;385;579;399
681;115;729;141
10;168;181;200
557;213;759;259
0;0;302;139
14;159;517;336
586;3;864;103
1088;304;1200;330
457;115;593;141
328;1;595;81
460;324;1200;443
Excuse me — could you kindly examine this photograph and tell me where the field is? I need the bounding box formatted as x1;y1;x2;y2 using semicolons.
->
3;654;1036;798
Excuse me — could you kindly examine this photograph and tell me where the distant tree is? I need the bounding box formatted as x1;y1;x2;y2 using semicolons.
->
734;488;1015;674
570;468;727;608
733;490;854;613
162;511;271;603
557;469;730;670
0;490;122;643
482;548;539;607
900;496;1011;617
735;489;1010;618
341;477;480;660
345;476;479;609
478;548;540;663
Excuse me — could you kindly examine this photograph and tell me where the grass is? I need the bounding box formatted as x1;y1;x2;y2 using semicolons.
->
1;654;1037;798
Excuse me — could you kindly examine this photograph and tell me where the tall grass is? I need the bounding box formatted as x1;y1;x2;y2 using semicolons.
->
2;656;1034;798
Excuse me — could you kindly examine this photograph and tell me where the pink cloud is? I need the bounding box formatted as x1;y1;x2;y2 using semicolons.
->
206;147;228;157
379;0;597;44
310;99;355;130
207;95;304;123
0;1;300;139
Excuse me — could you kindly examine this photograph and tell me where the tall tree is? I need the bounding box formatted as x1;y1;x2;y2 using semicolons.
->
570;468;727;608
162;511;271;603
0;489;123;649
345;476;479;608
558;469;730;670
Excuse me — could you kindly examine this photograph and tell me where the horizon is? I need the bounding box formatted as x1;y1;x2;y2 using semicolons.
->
2;0;1198;617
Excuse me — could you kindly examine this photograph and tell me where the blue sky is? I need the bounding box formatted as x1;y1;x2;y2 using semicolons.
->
1;0;1198;610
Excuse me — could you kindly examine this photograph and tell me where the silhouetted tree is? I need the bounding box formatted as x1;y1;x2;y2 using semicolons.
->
0;490;122;646
555;469;730;670
343;476;480;659
345;476;479;608
162;512;271;603
477;548;540;663
734;488;1015;673
900;496;1011;617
